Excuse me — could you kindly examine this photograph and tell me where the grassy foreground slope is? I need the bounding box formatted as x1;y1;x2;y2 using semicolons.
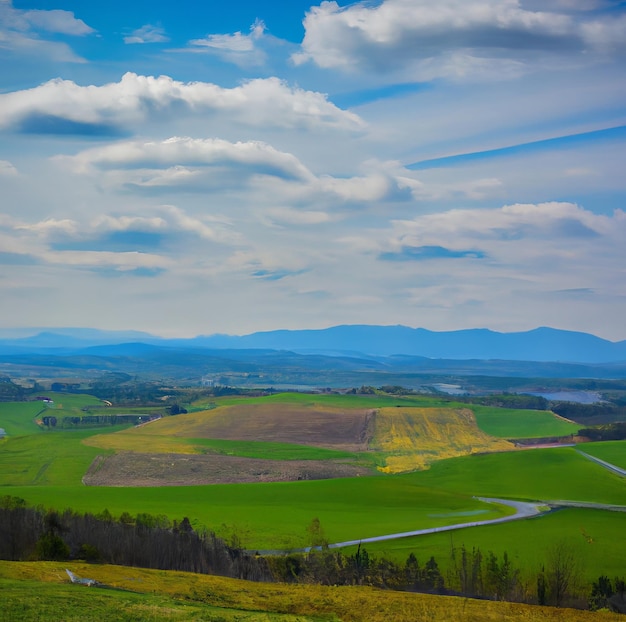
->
1;562;622;622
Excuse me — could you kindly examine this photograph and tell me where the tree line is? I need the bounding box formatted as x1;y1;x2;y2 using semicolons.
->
0;496;271;582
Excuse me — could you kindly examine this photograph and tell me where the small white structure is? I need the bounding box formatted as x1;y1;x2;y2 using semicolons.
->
0;428;6;439
66;569;97;586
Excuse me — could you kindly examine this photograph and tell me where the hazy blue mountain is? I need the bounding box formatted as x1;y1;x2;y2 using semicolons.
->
186;325;626;364
1;325;625;364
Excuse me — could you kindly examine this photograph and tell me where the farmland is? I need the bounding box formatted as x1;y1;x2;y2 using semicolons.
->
0;389;625;611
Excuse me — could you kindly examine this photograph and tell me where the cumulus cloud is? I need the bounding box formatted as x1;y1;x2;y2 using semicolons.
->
0;203;242;274
376;203;625;272
0;73;364;135
293;0;623;79
0;1;94;61
56;136;315;185
53;136;421;205
124;24;169;44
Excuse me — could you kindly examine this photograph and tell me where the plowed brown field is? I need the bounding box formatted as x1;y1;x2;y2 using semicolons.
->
83;453;372;486
126;403;375;451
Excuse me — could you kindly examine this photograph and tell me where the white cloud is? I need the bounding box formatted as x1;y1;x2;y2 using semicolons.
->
0;73;364;133
190;20;265;52
56;136;315;184
293;0;622;79
0;1;93;62
124;24;169;45
54;137;427;206
21;9;94;36
14;218;78;236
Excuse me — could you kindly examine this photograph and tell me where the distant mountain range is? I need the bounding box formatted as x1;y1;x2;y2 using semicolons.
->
0;325;625;364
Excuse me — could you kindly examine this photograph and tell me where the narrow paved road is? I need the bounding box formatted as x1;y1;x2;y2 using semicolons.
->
251;497;548;555
576;449;626;477
320;498;546;550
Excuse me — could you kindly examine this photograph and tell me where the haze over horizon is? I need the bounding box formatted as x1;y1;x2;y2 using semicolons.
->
1;1;625;341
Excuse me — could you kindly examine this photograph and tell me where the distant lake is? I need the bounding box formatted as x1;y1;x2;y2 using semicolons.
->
524;391;602;404
433;383;466;395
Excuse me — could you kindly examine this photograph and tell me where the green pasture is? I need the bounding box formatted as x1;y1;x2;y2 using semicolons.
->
0;402;46;436
0;429;119;486
405;446;626;505
344;508;626;582
470;406;580;439
0;478;512;551
34;392;104;410
579;441;626;469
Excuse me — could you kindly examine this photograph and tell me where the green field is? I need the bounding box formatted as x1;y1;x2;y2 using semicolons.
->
0;478;512;551
0;430;119;486
470;406;581;439
0;392;624;584
0;401;46;436
408;446;626;504
579;441;626;469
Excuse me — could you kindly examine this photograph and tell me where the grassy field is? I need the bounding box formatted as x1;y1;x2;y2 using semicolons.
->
470;406;581;439
579;441;626;469
0;430;117;486
0;392;624;585
0;401;46;436
1;561;622;622
0;478;511;550
406;446;626;504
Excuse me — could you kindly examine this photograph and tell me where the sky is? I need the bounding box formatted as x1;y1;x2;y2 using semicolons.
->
0;0;625;340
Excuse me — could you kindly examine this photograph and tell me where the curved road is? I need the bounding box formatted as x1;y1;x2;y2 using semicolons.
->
250;451;626;555
251;497;548;555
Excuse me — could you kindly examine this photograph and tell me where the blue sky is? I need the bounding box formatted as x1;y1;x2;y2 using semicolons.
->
1;0;625;340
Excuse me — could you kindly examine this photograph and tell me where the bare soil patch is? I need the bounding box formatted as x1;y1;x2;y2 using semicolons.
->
83;452;373;486
153;404;375;452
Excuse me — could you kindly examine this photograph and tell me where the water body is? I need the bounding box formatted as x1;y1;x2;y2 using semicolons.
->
433;383;466;395
524;391;602;404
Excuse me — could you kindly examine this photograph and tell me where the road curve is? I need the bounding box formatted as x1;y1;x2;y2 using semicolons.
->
321;498;547;550
251;497;548;555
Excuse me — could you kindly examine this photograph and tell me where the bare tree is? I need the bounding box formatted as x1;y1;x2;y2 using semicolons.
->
545;540;582;607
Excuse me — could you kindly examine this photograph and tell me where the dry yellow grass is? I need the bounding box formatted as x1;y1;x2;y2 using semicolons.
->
372;407;514;473
83;431;198;454
0;561;620;622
